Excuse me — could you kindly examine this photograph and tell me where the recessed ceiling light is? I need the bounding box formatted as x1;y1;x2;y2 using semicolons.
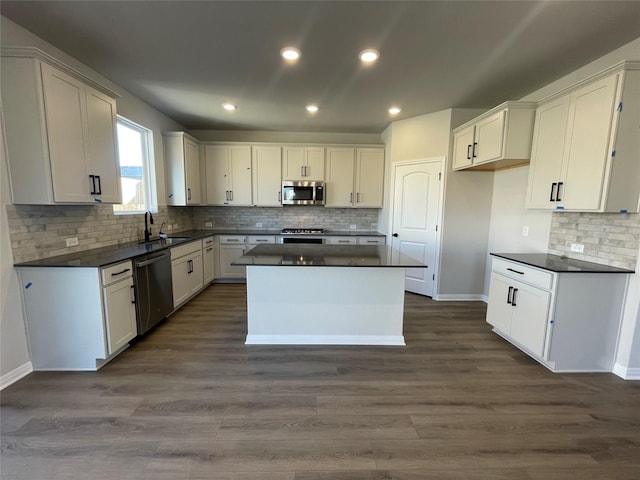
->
222;103;236;111
359;49;380;63
305;104;319;113
388;106;401;115
281;47;301;62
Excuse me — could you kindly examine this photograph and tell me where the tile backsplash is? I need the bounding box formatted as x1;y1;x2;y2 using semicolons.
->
6;205;193;264
192;206;379;232
548;212;639;270
6;204;380;263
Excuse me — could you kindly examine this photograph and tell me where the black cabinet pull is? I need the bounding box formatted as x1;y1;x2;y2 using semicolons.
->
466;144;472;160
507;286;513;304
111;268;131;277
89;175;96;195
95;175;102;195
131;285;136;304
556;182;563;202
472;142;478;158
187;188;191;201
512;288;518;307
549;183;557;202
506;268;524;275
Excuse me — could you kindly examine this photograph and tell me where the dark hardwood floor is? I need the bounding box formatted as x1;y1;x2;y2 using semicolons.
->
2;284;639;479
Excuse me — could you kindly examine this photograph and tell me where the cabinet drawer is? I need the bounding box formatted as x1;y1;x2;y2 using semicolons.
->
492;257;554;290
170;239;203;259
101;260;133;286
218;235;246;245
202;236;215;247
247;235;276;245
357;236;385;245
326;236;357;245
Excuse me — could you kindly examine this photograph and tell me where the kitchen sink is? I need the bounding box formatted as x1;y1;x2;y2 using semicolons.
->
138;236;191;245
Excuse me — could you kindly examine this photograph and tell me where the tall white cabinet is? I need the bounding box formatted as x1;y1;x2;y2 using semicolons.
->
164;132;202;205
1;47;121;205
526;62;640;212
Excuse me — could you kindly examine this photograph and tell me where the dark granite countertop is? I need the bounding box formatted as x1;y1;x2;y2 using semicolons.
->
491;253;634;274
208;228;384;237
232;244;427;268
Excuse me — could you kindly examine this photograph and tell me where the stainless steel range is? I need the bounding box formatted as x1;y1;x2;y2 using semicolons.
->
280;228;325;244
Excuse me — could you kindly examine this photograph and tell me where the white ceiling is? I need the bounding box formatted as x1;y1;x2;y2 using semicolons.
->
2;1;640;133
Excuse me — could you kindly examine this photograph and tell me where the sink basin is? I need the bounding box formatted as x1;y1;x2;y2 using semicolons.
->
138;236;191;245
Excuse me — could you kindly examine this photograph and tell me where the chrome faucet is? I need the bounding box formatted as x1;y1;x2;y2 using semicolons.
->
144;211;154;242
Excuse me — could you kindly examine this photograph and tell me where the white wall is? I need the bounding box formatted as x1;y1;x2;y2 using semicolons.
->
0;16;187;385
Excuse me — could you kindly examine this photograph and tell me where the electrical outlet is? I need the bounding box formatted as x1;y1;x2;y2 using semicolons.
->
522;226;529;237
205;221;213;227
256;222;263;228
349;224;357;230
570;243;584;253
65;237;78;247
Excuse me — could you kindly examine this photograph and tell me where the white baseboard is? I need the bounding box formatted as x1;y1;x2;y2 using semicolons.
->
613;363;640;380
432;294;485;302
246;335;405;346
0;361;33;390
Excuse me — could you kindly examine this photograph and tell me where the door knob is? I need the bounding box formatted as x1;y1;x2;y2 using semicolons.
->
392;233;399;237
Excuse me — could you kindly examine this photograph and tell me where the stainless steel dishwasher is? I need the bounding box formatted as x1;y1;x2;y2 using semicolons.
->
133;250;174;335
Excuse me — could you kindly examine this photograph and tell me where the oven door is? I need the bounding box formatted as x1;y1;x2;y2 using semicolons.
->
281;236;324;244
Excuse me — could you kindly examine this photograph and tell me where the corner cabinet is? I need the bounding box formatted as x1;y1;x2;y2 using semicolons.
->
164;132;202;205
204;145;253;206
18;260;137;371
486;256;628;372
1;47;121;205
282;146;325;180
452;102;536;171
325;147;384;208
526;63;640;212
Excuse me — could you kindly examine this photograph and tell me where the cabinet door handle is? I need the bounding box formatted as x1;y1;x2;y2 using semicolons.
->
187;188;191;201
511;288;518;307
507;286;513;304
89;175;96;195
357;192;361;203
556;182;563;202
278;191;282;202
550;183;557;202
466;144;472;160
472;142;478;158
350;192;353;203
111;268;131;277
206;247;213;252
131;285;136;304
95;175;102;195
506;268;524;275
225;190;229;201
301;166;305;177
230;190;233;201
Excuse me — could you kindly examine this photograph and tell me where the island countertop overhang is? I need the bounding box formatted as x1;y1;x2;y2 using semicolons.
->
232;244;428;268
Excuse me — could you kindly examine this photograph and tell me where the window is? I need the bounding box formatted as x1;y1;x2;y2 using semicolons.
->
113;117;157;214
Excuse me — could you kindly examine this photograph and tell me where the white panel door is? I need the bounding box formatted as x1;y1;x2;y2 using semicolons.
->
103;278;136;354
509;281;551;357
485;273;514;335
391;161;441;297
325;147;355;207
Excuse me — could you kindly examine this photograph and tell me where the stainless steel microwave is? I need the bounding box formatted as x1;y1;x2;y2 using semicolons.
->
281;181;325;206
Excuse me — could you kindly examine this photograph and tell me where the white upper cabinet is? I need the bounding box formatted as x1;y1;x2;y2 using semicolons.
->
252;145;282;207
1;48;121;205
204;144;253;206
452;102;536;171
526;64;640;212
163;132;202;206
282;146;325;180
325;147;384;208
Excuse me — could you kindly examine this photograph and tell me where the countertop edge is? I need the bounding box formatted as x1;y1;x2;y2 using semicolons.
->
491;252;635;274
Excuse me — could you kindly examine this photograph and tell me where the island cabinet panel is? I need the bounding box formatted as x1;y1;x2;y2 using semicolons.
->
486;256;628;372
251;145;282;206
282;146;325;180
526;65;640;212
452;101;536;171
1;51;121;205
204;145;253;206
325;147;384;208
164;132;202;206
170;240;204;308
18;261;136;371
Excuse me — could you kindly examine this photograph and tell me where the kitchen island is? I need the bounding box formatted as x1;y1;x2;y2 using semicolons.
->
232;244;427;345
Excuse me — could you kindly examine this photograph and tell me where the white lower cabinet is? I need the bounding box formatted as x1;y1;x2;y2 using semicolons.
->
218;235;248;279
326;236;357;245
202;236;216;284
486;256;628;372
171;240;204;308
18;260;137;370
357;236;385;245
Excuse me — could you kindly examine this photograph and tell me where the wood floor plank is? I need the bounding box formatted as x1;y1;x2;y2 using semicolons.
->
1;283;639;480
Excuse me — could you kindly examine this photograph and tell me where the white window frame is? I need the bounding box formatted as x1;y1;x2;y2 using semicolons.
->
113;116;158;215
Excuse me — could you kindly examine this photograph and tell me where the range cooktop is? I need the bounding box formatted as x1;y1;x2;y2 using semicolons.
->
280;228;325;235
